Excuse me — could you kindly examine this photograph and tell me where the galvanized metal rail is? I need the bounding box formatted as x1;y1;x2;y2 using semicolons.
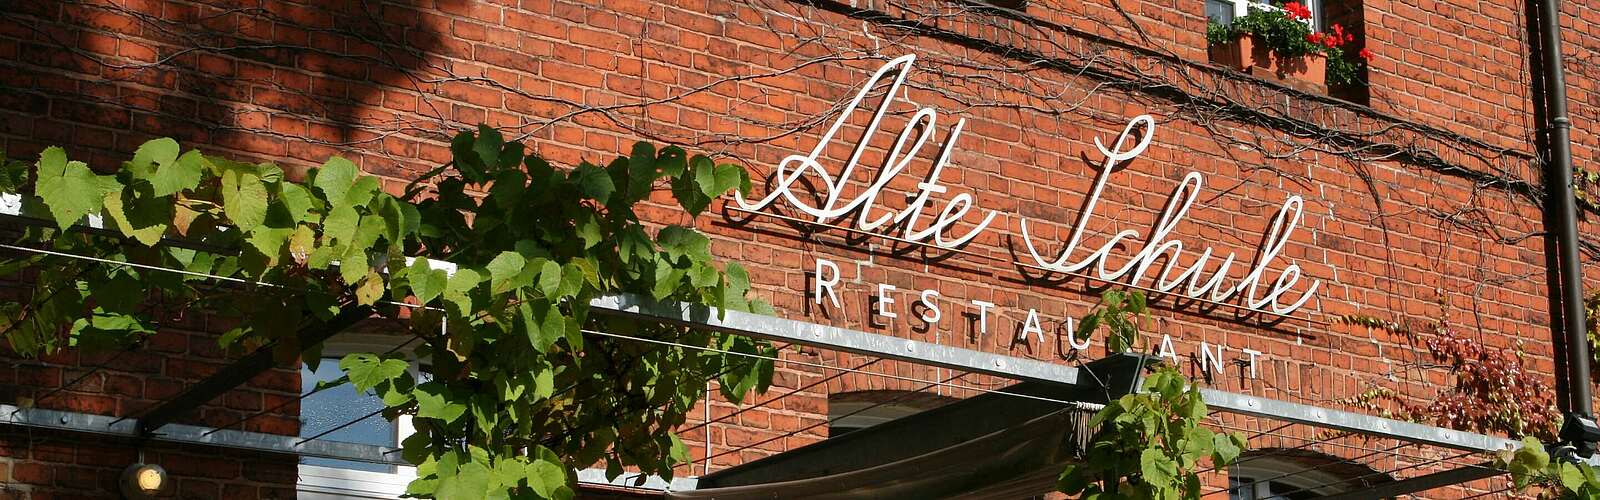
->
588;293;1523;455
1;403;404;465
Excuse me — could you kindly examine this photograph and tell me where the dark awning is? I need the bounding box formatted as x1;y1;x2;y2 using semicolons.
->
672;356;1150;499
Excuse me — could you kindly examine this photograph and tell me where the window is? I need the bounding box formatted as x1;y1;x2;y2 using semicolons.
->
1207;0;1323;31
299;358;400;473
1228;475;1320;500
297;334;422;499
1227;450;1390;499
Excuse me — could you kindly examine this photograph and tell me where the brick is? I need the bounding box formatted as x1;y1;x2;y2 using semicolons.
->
12;463;49;485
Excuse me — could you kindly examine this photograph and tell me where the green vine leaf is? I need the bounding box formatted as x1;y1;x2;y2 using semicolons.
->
436;454;491;499
526;456;570;500
355;272;384;306
1139;448;1178;489
219;162;269;231
340;353;410;392
315;157;359;207
35;147;114;229
572;162;615;204
407;258;448;305
101;189;171;246
486;251;528;294
415;381;467;423
520;300;563;353
537;260;563;298
322;205;359;245
129;139;203;197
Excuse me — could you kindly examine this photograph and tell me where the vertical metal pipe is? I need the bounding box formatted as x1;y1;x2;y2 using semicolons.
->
1535;0;1592;417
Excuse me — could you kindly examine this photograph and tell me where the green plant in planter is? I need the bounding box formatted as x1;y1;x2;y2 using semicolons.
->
1207;1;1374;87
1057;290;1248;499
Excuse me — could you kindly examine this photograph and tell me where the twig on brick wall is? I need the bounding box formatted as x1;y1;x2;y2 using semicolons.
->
700;372;961;464
30;341;141;406
682;358;883;435
1458;483;1515;500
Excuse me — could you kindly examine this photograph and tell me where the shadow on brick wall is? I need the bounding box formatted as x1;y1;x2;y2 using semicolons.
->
0;0;464;179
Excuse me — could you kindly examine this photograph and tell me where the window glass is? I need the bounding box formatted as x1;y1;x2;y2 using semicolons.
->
1227;476;1319;499
1228;452;1364;500
1207;0;1237;24
299;358;397;473
1210;0;1324;31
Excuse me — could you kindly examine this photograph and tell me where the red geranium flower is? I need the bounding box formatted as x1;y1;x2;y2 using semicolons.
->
1283;2;1311;20
1307;32;1325;44
1359;47;1374;60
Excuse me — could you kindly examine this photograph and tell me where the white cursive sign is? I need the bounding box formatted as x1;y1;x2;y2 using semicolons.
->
736;54;1322;316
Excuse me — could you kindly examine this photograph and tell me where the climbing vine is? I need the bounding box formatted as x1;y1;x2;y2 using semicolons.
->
0;128;774;499
1058;290;1248;499
1334;309;1560;441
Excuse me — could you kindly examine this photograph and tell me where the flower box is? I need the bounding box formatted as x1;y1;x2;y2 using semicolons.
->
1209;33;1328;94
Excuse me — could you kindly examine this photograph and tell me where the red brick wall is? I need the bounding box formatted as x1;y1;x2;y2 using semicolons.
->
0;427;297;499
0;319;302;497
0;0;1594;497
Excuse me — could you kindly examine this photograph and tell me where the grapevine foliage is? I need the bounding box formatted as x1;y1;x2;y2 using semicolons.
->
0;126;776;499
1500;436;1600;499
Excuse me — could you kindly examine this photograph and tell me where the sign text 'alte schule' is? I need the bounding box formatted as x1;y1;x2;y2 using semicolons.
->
732;55;1328;376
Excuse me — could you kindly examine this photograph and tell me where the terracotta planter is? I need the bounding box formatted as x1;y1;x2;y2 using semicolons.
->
1209;33;1327;94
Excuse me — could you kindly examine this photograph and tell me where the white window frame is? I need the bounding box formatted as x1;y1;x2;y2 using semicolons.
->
1228;457;1356;498
1211;0;1323;31
297;333;422;499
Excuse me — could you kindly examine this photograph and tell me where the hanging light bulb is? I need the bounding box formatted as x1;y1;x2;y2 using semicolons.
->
119;463;168;499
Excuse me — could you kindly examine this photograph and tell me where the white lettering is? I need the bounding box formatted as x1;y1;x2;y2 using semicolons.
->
814;259;841;308
1018;118;1321;316
1200;342;1225;375
876;283;898;319
741;56;1324;318
734;54;1000;248
972;300;995;335
919;289;942;323
1064;316;1091;350
1020;309;1044;344
1157;334;1179;364
1242;348;1263;378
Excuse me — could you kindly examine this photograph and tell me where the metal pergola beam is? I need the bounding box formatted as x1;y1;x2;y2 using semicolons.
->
589;293;1523;454
1311;462;1502;500
1199;389;1518;453
589;294;1079;385
3;403;403;465
135;305;372;435
2;403;696;491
